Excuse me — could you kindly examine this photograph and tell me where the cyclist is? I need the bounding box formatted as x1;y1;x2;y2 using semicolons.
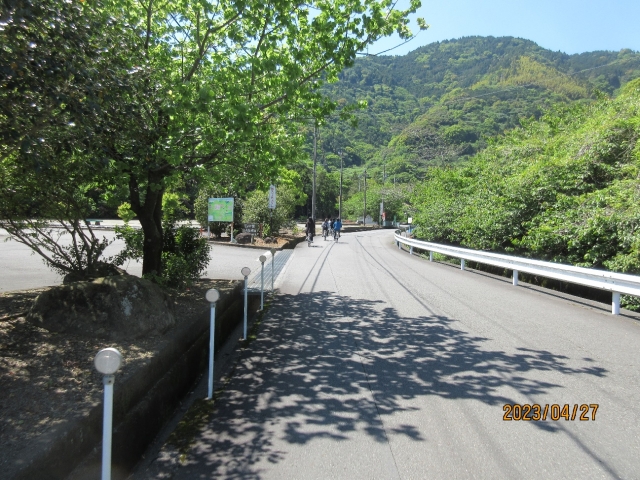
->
333;217;342;241
305;217;315;244
322;218;330;240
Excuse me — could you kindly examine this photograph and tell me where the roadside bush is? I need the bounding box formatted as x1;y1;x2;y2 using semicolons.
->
115;224;209;288
242;183;304;235
161;225;210;288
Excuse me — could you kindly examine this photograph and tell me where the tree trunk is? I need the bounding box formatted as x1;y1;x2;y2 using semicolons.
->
129;172;165;276
139;211;163;276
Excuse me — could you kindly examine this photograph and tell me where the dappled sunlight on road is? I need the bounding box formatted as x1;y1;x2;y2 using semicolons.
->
145;290;608;479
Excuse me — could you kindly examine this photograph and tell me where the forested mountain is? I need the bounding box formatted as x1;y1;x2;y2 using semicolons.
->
306;36;640;182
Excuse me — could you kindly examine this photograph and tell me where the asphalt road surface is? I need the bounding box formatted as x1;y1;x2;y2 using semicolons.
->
137;229;640;479
0;230;272;291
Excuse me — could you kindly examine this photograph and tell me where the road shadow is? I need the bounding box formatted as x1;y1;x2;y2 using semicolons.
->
144;290;608;479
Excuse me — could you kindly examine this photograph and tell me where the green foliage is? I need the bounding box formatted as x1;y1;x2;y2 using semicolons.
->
161;225;210;289
115;224;210;288
412;78;640;309
117;203;136;223
113;225;144;266
162;193;189;224
242;182;305;235
342;178;414;222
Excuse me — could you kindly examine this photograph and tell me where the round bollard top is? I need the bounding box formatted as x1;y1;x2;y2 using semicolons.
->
94;348;122;375
205;288;220;303
241;266;251;277
270;248;277;256
259;254;267;263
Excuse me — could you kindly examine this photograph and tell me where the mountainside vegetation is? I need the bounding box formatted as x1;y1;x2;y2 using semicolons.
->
412;77;640;305
307;36;640;184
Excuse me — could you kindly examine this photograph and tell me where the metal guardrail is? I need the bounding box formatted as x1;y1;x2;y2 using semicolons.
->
394;231;640;315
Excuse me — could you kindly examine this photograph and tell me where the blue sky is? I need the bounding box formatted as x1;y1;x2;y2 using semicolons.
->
368;0;640;56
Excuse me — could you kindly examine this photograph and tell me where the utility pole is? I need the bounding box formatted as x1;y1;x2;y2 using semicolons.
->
339;151;343;219
312;122;317;220
380;164;385;227
363;169;367;226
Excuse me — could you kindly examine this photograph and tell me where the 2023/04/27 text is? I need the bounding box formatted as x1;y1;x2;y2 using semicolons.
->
503;404;599;421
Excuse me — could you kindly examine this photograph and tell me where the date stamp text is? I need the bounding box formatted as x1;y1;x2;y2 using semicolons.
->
503;404;599;421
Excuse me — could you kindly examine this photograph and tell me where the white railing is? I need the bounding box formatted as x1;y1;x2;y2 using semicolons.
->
394;232;640;315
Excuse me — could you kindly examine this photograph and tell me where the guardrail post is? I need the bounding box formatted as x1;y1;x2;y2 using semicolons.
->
513;270;519;286
612;292;620;315
429;251;433;262
410;246;413;255
461;259;465;271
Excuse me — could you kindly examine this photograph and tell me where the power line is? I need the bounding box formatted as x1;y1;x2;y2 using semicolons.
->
357;31;423;57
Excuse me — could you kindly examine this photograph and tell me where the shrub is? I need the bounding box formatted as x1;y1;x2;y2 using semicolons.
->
115;224;209;288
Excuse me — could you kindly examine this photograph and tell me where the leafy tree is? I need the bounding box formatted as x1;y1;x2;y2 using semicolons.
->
0;0;147;278
342;178;413;222
86;0;425;277
1;0;425;280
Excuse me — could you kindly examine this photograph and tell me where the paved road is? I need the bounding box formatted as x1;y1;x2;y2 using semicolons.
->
137;229;640;479
0;230;276;291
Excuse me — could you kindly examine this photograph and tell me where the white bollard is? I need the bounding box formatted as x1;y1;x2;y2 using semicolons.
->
612;292;621;315
461;259;465;270
271;248;277;294
410;246;413;255
205;289;220;398
513;270;519;286
429;251;433;262
259;255;267;310
94;348;123;480
241;267;251;339
102;376;114;480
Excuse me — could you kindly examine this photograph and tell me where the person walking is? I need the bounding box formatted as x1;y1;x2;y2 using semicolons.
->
305;217;315;243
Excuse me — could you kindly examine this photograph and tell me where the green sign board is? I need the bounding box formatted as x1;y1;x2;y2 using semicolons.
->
208;198;234;222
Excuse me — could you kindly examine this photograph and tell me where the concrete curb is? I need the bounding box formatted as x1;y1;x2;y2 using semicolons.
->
207;236;305;250
12;283;261;480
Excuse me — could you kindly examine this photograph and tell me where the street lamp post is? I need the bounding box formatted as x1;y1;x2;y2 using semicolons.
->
94;348;123;480
205;289;220;399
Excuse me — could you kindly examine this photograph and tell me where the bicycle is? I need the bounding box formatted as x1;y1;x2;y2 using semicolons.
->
334;229;340;242
322;228;328;241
